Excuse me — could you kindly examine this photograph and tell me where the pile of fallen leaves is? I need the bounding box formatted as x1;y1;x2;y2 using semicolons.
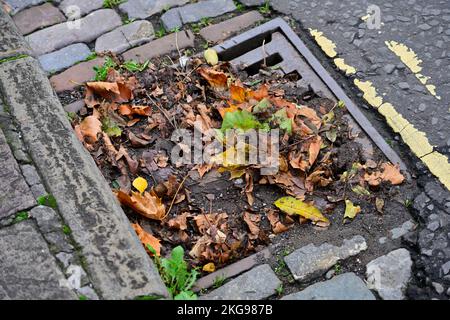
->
71;53;405;271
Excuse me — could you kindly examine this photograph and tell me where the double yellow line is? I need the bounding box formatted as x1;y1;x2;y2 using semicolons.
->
309;29;450;190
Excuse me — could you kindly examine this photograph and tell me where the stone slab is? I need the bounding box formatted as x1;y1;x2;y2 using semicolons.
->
194;248;271;291
199;11;263;43
13;3;66;35
281;273;376;300
0;7;32;59
49;57;105;92
284;236;368;282
240;0;265;6
122;30;194;63
119;0;189;19
366;248;412;300
0;57;169;299
59;0;104;18
26;9;122;55
95;20;155;54
3;0;47;15
200;264;281;300
0;221;77;299
0;129;35;219
38;43;91;73
161;0;236;30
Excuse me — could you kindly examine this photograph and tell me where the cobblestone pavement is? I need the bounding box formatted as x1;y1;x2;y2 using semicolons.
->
0;0;449;299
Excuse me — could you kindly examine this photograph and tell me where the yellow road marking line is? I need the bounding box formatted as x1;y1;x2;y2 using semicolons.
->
310;30;450;190
385;40;441;100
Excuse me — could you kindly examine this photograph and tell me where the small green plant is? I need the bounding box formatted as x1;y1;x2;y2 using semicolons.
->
155;26;167;38
62;224;72;235
170;26;181;33
103;0;126;9
258;0;271;14
78;295;88;300
93;57;117;81
66;112;76;122
13;211;29;223
202;41;210;50
334;263;342;274
123;17;136;24
37;194;57;209
101;117;122;137
212;275;226;289
274;256;289;276
184;49;194;57
404;199;413;208
234;0;245;12
121;60;150;72
147;245;199;300
84;52;97;62
275;284;284;296
0;54;28;65
199;17;212;27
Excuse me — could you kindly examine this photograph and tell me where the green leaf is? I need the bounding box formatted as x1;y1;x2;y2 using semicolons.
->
270;108;292;134
344;199;361;220
252;97;271;113
326;129;337;142
352;185;370;196
37;194;57;208
274;196;330;226
13;211;29;223
101;118;122;137
174;291;197;300
221;110;263;132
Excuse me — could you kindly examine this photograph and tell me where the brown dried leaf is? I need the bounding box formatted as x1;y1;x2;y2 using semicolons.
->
198;67;228;91
115;189;165;220
131;223;161;256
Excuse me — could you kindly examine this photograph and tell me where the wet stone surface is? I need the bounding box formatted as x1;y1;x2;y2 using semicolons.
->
281;273;375;300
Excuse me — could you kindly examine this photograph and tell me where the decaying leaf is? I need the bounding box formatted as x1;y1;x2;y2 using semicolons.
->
344;199;361;220
267;210;290;234
167;212;189;230
364;163;405;186
119;104;151;117
274;196;330;226
243;211;260;239
375;197;384;214
132;223;161;256
198;67;228;91
77;115;102;144
352;185;370;196
115;189;165;220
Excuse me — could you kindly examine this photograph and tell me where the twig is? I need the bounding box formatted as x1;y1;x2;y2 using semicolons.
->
146;93;176;128
164;173;189;219
262;39;267;67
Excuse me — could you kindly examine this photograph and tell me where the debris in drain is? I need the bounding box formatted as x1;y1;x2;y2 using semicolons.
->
69;51;406;272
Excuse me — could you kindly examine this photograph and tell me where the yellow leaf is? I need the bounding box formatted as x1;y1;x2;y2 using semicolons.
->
274;196;330;226
202;262;215;273
344;199;361;220
132;176;148;193
204;48;219;66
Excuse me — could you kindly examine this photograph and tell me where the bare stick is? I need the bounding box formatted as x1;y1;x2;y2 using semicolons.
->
164;173;189;219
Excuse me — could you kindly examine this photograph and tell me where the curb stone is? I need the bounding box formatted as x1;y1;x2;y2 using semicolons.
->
284;235;368;282
0;55;168;299
281;273;376;300
0;6;32;60
200;264;281;300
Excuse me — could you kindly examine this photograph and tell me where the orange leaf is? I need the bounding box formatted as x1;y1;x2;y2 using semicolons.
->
249;84;268;101
267;210;289;234
115;190;166;220
119;104;151;117
198;67;228;91
131;223;161;256
77;115;102;144
230;84;246;103
217;102;239;119
364;163;405;186
308;136;322;165
243;211;260;239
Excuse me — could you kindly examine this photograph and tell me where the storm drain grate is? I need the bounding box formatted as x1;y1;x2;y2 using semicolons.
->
212;18;406;170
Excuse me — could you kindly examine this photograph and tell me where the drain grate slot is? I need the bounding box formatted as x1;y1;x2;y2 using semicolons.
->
217;30;275;62
213;18;406;170
243;53;283;76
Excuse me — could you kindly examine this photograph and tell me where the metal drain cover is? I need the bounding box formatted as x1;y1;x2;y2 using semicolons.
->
213;18;405;170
